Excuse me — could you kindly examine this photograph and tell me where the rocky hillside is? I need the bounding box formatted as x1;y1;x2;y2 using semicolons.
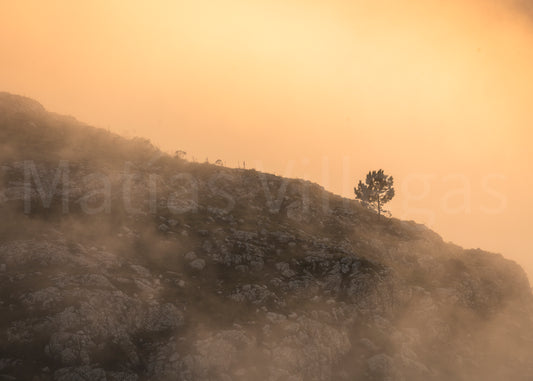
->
1;92;532;381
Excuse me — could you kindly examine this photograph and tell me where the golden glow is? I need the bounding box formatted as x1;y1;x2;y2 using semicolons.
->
1;0;532;277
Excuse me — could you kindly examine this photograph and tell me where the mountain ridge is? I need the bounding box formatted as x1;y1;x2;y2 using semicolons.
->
0;92;532;380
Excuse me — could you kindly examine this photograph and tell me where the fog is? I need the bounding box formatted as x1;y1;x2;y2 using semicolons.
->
2;88;533;379
1;1;533;377
1;0;532;279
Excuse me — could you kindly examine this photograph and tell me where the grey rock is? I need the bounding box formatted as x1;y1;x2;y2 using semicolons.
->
46;332;94;365
185;251;197;261
367;353;394;376
107;372;138;381
54;366;107;381
190;258;206;270
276;262;296;278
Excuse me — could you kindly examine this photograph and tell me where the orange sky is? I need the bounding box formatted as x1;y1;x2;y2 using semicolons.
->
1;0;532;280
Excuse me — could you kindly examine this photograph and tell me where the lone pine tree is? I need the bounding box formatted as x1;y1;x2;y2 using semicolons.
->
354;169;395;217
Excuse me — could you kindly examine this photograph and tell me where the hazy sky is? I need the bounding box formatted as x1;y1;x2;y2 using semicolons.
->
1;0;532;279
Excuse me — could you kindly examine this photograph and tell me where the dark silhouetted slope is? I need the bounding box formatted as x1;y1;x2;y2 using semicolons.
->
1;92;532;381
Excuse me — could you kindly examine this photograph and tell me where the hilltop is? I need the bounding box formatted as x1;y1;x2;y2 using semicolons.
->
0;92;532;381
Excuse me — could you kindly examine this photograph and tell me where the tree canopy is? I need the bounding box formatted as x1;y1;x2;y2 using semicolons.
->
354;169;395;216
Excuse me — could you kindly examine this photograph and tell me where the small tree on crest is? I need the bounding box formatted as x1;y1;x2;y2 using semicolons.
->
354;169;395;217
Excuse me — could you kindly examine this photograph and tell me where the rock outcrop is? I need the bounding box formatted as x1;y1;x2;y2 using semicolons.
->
1;92;532;380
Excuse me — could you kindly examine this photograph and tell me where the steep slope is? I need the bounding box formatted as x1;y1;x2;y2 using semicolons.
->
1;92;532;381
